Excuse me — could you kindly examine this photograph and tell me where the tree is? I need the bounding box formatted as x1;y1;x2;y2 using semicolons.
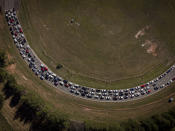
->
0;93;4;110
56;64;63;69
0;51;6;68
140;119;159;131
121;119;144;131
0;68;7;83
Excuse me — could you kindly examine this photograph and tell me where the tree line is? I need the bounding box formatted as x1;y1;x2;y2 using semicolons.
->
1;50;175;131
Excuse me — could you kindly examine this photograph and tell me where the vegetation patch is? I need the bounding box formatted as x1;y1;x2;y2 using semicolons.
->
56;64;63;70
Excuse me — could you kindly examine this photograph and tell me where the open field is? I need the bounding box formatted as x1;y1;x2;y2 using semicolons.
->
1;0;175;129
0;113;12;131
0;13;175;128
17;0;175;89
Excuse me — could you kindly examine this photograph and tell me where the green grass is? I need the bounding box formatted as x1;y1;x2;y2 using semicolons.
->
0;1;175;128
0;113;12;131
17;0;175;89
1;21;175;124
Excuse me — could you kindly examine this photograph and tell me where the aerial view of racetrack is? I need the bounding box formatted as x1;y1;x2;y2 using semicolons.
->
0;0;175;130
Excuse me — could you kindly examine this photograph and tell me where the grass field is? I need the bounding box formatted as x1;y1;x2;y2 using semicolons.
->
17;0;175;89
1;0;175;129
0;13;175;127
0;113;12;131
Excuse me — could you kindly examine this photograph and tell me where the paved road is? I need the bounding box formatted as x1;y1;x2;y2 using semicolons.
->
4;9;175;102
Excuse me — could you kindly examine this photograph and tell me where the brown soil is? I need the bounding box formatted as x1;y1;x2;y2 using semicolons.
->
6;53;16;73
6;64;16;74
144;40;158;56
135;25;150;39
22;75;28;81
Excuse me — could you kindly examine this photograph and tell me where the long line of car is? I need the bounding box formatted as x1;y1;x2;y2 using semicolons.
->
4;8;175;102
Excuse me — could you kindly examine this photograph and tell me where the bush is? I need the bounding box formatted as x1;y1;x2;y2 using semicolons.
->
0;51;6;68
0;94;4;110
0;68;7;83
56;64;63;69
121;119;144;131
3;75;17;99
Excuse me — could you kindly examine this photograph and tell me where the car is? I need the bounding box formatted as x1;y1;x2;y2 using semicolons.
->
108;90;113;93
68;82;73;86
113;90;118;93
114;93;119;96
70;86;76;90
130;88;134;91
152;84;156;87
81;93;85;97
91;88;96;92
146;86;150;89
70;90;74;93
75;91;80;95
141;92;145;95
124;92;128;96
166;69;171;74
40;76;44;80
113;97;118;101
32;68;36;72
130;94;134;98
120;90;124;93
87;94;92;98
119;96;123;100
129;91;133;94
63;80;68;84
101;89;107;93
54;82;59;86
64;83;69;87
84;90;89;94
124;96;128;99
154;87;159;90
119;92;123;96
141;84;145;88
89;91;95;95
147;90;151;94
78;89;84;93
105;96;111;100
100;96;104;100
94;95;99;99
172;77;175;81
59;81;64;86
96;92;102;96
102;93;108;96
134;93;140;97
74;84;80;88
82;86;87;90
96;89;101;92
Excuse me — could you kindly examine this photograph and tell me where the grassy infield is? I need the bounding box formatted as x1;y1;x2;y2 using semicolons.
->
18;0;175;89
0;0;175;130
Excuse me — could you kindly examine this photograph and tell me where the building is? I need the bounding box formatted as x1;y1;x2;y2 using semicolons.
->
0;0;20;12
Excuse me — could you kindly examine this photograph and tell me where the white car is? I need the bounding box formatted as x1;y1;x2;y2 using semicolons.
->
94;95;99;99
59;81;64;86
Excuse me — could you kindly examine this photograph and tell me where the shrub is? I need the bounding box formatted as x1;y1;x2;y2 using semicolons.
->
0;51;7;68
0;94;4;110
3;75;17;99
56;64;63;69
0;68;7;83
